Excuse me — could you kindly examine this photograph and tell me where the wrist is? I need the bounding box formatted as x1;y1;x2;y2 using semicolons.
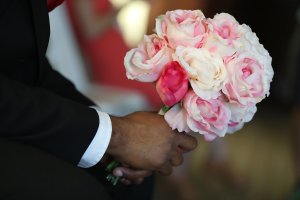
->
106;116;125;158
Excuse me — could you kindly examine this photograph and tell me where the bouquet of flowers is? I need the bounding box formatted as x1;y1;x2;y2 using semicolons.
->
106;9;274;186
124;9;273;141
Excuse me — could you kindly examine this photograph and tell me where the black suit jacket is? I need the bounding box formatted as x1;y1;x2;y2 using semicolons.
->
0;0;100;165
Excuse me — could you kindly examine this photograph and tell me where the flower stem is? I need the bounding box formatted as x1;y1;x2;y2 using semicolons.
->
158;105;170;115
106;160;120;186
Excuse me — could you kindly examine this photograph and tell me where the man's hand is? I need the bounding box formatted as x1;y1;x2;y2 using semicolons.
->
107;111;198;176
101;154;152;185
112;166;152;185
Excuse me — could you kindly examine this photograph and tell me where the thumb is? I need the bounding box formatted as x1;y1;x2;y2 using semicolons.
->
176;133;198;152
112;167;152;180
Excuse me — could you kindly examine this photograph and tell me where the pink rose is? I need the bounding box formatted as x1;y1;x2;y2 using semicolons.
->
204;33;237;59
204;13;241;58
210;13;240;43
222;52;268;105
156;10;209;48
237;24;259;48
164;104;191;133
124;34;172;82
237;25;274;96
156;61;189;106
184;90;231;139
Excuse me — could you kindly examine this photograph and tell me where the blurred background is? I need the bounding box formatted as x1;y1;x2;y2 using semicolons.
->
47;0;300;199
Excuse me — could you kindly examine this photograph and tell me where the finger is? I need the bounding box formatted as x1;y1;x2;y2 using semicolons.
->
133;178;143;185
170;151;183;166
175;133;198;152
158;164;173;176
121;178;143;185
120;178;132;186
112;167;152;180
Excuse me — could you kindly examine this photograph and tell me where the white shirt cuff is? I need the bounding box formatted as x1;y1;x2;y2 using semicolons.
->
78;108;112;168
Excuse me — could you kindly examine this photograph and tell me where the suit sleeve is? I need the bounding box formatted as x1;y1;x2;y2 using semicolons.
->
39;58;95;106
0;72;100;165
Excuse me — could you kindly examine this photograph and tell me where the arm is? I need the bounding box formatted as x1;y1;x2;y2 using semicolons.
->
0;61;156;184
0;73;99;165
0;68;199;182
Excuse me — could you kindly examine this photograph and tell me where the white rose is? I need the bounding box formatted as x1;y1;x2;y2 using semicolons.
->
176;46;227;100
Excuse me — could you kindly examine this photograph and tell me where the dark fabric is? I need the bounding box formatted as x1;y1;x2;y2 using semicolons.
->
0;138;155;200
0;1;155;199
86;164;155;200
109;176;155;200
0;139;112;200
0;0;99;165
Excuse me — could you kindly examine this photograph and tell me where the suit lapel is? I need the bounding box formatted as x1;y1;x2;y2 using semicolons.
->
30;0;50;84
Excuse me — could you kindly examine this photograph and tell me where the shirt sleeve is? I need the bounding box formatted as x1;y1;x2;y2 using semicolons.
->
78;108;112;168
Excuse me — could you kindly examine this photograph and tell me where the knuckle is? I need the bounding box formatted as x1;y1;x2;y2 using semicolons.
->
191;140;197;149
172;155;183;166
188;136;198;149
158;163;172;176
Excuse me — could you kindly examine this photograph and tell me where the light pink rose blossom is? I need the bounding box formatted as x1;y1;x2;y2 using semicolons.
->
124;34;173;82
184;90;231;139
236;25;273;96
227;103;257;133
227;122;244;134
204;13;242;58
164;104;191;133
204;32;237;58
210;13;240;44
237;24;260;48
230;103;257;123
156;9;209;48
156;61;189;106
222;52;267;105
176;46;227;100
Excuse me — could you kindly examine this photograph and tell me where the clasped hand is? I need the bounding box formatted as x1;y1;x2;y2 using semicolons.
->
106;112;198;185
